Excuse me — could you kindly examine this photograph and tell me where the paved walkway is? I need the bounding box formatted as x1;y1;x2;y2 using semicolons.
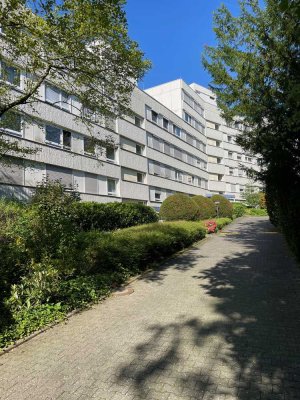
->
1;217;300;400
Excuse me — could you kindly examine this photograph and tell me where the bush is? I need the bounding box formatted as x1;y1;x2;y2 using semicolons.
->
233;202;247;218
211;195;233;218
72;221;206;275
245;208;268;216
192;195;216;220
72;201;158;231
215;217;232;230
0;219;206;349
159;193;199;221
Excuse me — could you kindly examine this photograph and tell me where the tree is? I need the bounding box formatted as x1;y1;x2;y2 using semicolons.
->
241;184;260;208
0;0;150;162
203;0;300;257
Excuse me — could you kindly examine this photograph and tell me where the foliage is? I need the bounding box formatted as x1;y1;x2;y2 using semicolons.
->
28;180;80;264
210;194;233;218
159;193;199;221
73;221;207;276
72;201;158;232
241;185;261;208
192;195;216;220
246;208;269;217
233;202;247;218
0;0;150;160
215;218;232;230
203;0;300;258
0;198;208;349
259;192;266;209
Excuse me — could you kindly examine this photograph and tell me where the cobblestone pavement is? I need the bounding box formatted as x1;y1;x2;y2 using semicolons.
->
1;217;300;400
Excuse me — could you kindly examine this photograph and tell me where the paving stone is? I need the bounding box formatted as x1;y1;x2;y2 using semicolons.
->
0;217;300;400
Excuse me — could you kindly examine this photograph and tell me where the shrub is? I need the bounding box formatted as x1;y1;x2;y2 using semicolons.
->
211;195;233;218
205;220;217;233
215;218;232;230
159;193;199;221
72;201;158;232
73;221;206;275
246;208;268;216
192;195;216;220
233;202;247;218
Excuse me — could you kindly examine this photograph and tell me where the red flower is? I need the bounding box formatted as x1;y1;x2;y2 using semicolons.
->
205;220;217;233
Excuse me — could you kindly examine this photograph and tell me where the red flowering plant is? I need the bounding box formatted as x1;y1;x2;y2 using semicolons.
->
205;220;217;234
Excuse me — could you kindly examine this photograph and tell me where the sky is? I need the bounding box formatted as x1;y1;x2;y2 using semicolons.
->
125;0;241;90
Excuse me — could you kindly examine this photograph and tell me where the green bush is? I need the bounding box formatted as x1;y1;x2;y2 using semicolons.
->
215;218;232;230
211;195;233;218
0;218;206;349
192;195;216;220
72;221;206;276
245;208;268;216
72;201;158;231
159;193;199;221
233;202;247;218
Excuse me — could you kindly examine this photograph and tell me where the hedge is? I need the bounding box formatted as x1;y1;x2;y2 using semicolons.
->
211;194;233;218
72;201;158;231
159;193;199;221
192;195;216;219
0;220;206;349
233;202;247;218
73;221;207;275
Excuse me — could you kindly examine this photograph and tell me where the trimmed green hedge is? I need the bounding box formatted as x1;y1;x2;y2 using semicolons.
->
0;220;206;349
74;221;207;275
159;193;199;221
72;201;158;231
192;195;216;219
211;194;233;218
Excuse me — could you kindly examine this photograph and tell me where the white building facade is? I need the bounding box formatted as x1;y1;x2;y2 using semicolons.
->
0;69;260;208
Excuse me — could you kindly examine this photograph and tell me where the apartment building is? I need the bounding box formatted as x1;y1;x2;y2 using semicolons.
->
0;65;211;208
146;79;261;201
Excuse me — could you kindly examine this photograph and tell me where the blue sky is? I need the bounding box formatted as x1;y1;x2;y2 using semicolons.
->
125;0;242;90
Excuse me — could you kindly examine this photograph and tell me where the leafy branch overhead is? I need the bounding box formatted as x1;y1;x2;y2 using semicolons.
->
0;0;150;119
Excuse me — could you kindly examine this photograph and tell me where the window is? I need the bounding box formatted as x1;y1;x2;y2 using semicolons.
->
63;130;71;149
184;112;192;125
46;165;72;186
164;142;171;155
1;113;21;134
228;151;233;159
106;147;115;161
229;167;234;176
173;124;181;137
163;118;169;130
215;124;220;131
217;158;222;164
107;179;116;195
136;144;143;155
238;169;243;177
237;155;242;160
85;173;98;194
151;110;158;124
228;136;232;143
186;134;194;146
45;84;70;111
0;61;20;86
135;116;142;127
155;192;161;201
218;174;223;181
216;141;221;147
174;148;182;160
46;125;61;145
187;175;194;184
175;170;183;181
246;156;252;162
152;137;161;151
84;137;95;155
137;172;144;183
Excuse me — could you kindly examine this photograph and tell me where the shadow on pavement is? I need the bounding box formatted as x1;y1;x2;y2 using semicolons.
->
116;218;300;400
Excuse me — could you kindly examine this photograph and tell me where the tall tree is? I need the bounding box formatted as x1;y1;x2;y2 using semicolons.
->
0;0;150;161
203;0;300;256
